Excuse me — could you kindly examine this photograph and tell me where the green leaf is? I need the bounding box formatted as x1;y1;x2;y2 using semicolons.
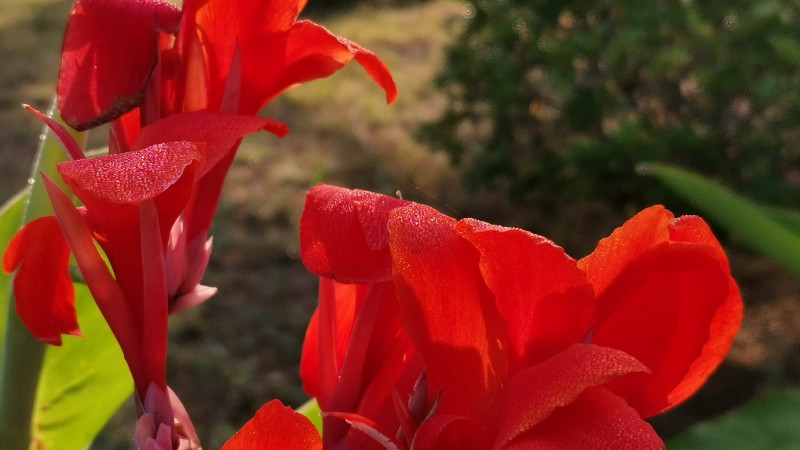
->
639;163;800;277
296;398;323;434
757;205;800;237
0;188;29;351
31;283;132;450
669;390;800;449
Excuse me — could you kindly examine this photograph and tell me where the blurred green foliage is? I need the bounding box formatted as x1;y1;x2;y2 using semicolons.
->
669;390;800;449
424;0;800;211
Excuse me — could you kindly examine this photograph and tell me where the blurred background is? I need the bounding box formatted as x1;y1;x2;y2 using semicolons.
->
2;0;800;447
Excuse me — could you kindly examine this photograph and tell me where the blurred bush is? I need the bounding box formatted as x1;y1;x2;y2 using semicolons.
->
423;0;800;212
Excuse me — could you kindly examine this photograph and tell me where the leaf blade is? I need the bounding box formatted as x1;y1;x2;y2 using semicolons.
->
32;283;132;450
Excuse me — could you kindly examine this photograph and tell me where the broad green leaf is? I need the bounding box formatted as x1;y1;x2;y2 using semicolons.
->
640;163;800;277
669;390;800;449
296;398;323;434
32;282;132;450
0;188;29;352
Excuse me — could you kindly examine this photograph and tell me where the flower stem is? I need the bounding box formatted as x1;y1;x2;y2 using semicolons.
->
0;100;85;449
0;307;47;448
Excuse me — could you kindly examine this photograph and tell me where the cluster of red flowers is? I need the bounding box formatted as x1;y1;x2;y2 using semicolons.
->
224;185;742;449
4;0;393;448
2;0;742;449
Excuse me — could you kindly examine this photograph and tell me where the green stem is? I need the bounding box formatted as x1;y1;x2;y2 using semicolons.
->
0;309;47;448
0;101;85;449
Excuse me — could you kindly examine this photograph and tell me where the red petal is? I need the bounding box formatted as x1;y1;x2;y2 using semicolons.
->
488;344;649;449
239;20;398;113
501;387;663;450
222;400;322;450
579;206;671;296
132;111;286;179
457;219;595;373
300;184;408;284
413;415;482;450
139;200;169;393
58;0;181;130
322;411;403;450
301;278;362;407
388;203;507;418
3;216;78;345
57;141;201;205
179;0;308;110
578;207;743;418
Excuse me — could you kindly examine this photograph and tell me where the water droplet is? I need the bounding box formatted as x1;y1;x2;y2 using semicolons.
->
723;14;738;30
461;3;476;19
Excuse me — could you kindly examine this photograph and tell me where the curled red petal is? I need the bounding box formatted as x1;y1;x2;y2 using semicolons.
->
179;0;308;110
24;105;85;160
488;344;650;449
578;207;743;418
221;400;322;450
3;216;78;345
282;21;397;104
239;20;398;113
457;219;595;372
388;202;507;418
57;141;201;205
58;0;181;130
300;184;408;284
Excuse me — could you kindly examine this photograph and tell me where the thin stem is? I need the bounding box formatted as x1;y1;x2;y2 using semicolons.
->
0;100;86;449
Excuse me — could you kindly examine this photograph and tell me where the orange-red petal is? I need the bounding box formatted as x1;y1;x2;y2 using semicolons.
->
300;184;408;284
578;206;743;418
501;387;663;450
457;219;595;372
222;400;322;450
3;216;78;345
239;20;397;113
488;344;650;449
388;202;507;419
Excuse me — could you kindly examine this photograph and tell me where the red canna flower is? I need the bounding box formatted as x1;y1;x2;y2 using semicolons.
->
2;109;278;449
290;184;743;449
55;0;397;312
